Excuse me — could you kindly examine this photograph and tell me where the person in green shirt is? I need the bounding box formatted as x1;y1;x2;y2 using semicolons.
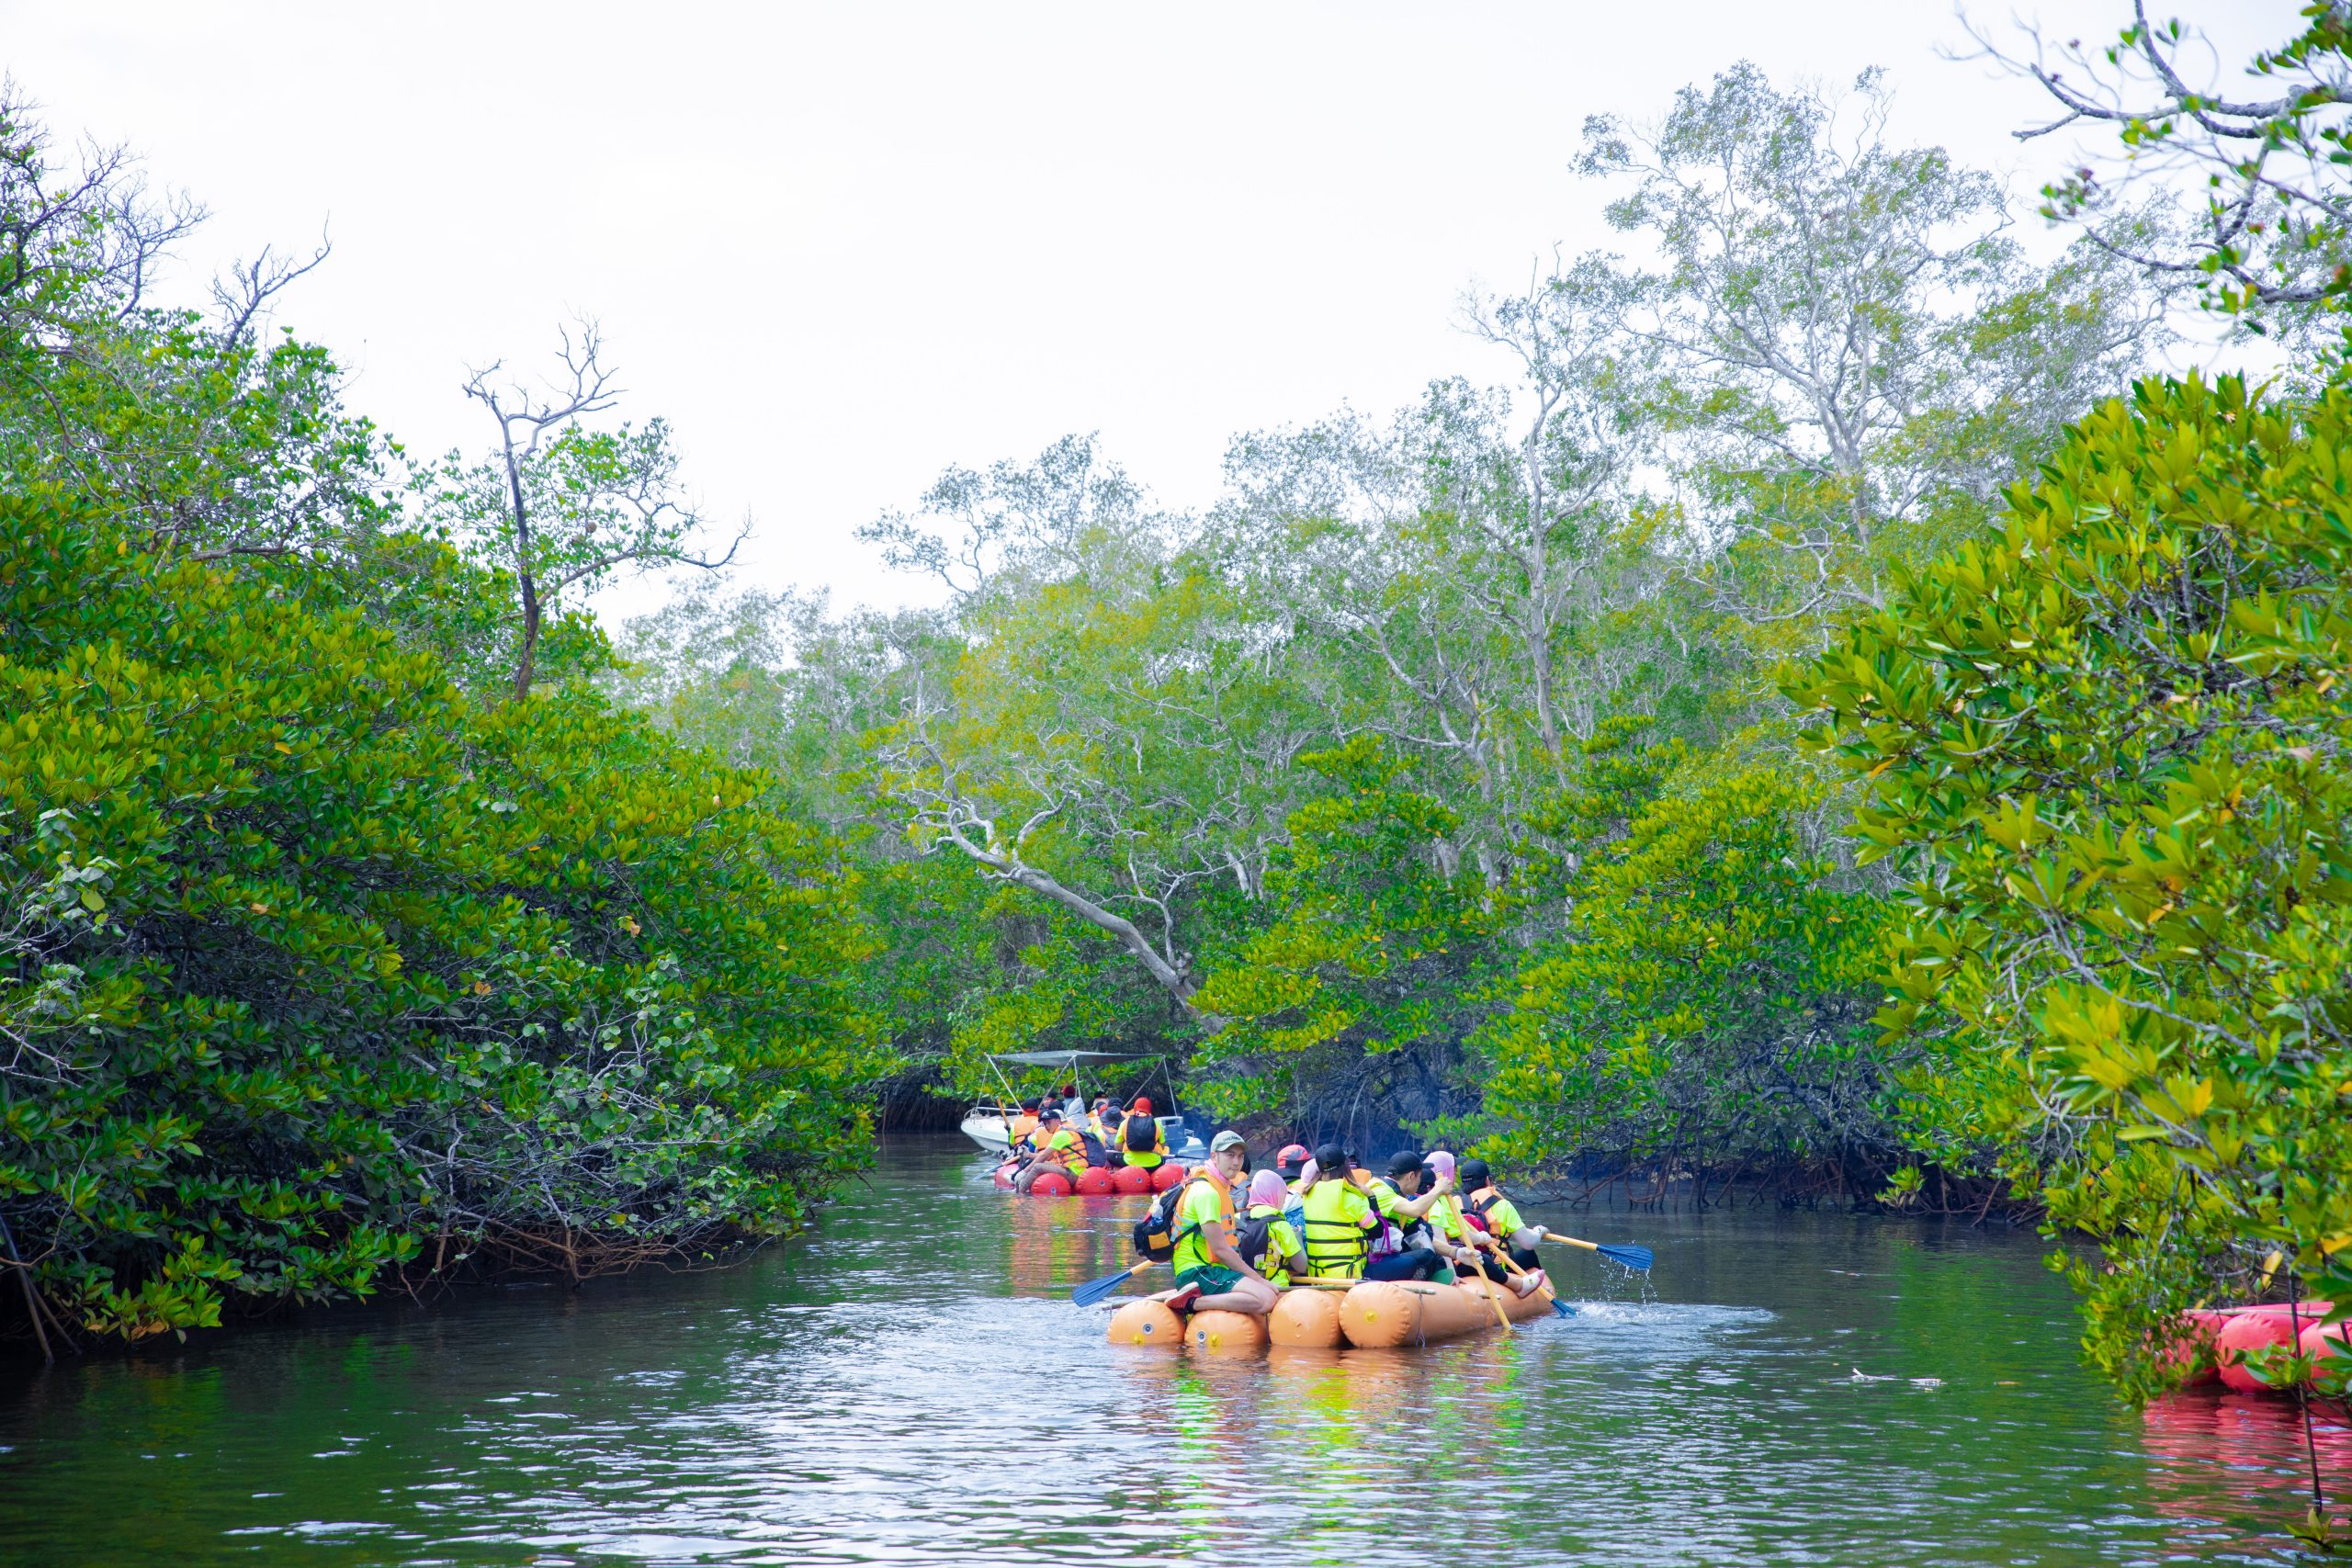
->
1355;1150;1457;1281
1432;1151;1547;1296
1459;1157;1544;1273
1165;1131;1279;1315
1012;1108;1091;1192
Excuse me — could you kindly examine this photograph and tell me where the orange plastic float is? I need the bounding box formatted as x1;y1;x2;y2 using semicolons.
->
1109;1277;1549;1351
1150;1163;1185;1192
1338;1277;1551;1347
1107;1298;1184;1346
1268;1288;1344;1348
1185;1309;1269;1356
1074;1168;1116;1195
1111;1166;1153;1194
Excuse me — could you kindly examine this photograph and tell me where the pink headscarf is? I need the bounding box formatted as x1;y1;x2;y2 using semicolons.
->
1247;1169;1288;1208
1426;1150;1458;1181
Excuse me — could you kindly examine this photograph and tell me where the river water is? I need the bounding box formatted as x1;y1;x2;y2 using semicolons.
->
1;1134;2346;1567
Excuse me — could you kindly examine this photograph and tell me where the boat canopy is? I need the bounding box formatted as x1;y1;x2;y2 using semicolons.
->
989;1050;1159;1066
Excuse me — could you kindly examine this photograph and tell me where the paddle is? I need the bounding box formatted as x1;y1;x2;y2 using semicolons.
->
1072;1259;1154;1306
1541;1231;1654;1272
1466;1250;1514;1334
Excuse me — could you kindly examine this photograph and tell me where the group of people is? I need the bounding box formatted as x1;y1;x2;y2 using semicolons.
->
1001;1093;1170;1193
1160;1131;1549;1318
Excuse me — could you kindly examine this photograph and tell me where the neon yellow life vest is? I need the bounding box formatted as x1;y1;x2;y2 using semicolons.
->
1299;1178;1376;1280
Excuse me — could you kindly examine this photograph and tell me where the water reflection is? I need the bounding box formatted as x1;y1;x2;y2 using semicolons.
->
2141;1393;2352;1559
0;1136;2343;1567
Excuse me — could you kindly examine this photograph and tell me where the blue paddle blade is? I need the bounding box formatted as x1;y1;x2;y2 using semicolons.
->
1552;1298;1575;1317
1598;1243;1654;1272
1072;1265;1142;1306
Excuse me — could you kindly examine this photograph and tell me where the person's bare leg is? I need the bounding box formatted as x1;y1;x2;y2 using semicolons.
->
1193;1277;1279;1314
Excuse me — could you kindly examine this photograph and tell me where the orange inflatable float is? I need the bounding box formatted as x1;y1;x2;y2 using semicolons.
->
1268;1288;1344;1348
1185;1309;1269;1356
1338;1277;1552;1347
1109;1277;1550;1351
1107;1297;1185;1346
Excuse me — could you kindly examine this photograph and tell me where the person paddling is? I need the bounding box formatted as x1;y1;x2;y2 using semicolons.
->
1164;1131;1280;1315
1428;1150;1546;1297
1360;1151;1456;1282
1458;1158;1544;1275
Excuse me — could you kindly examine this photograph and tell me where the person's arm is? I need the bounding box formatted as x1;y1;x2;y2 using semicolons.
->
1431;1198;1482;1268
1395;1174;1453;1222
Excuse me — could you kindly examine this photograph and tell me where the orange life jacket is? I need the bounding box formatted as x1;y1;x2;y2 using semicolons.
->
1043;1127;1091;1173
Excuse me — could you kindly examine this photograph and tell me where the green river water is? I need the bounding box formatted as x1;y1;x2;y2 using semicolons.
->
1;1134;2346;1566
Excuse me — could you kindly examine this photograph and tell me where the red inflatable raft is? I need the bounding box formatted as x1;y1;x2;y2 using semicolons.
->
992;1158;1185;1196
2167;1301;2339;1393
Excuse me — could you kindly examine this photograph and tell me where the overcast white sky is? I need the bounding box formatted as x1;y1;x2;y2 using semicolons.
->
1;2;2299;617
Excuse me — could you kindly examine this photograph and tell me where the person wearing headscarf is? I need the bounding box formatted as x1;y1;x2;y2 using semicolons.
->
1234;1168;1306;1283
1428;1150;1547;1297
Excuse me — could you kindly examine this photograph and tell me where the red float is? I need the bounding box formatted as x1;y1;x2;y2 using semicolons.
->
990;1161;1016;1190
2156;1308;2228;1386
2215;1311;2299;1393
1029;1168;1075;1197
1150;1162;1186;1192
1075;1167;1116;1195
2300;1318;2349;1389
1111;1166;1153;1194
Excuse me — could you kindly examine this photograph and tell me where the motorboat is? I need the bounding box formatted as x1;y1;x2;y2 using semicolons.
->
960;1049;1196;1156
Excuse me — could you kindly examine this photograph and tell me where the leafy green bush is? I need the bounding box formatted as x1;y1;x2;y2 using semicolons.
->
0;497;883;1340
1794;371;2352;1394
1475;736;1891;1187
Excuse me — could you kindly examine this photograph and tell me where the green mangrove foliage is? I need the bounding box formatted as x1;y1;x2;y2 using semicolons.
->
1794;371;2352;1388
624;62;2166;1180
0;94;883;1344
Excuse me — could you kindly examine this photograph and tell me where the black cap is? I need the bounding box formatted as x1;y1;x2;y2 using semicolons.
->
1459;1158;1491;1188
1314;1141;1347;1171
1388;1150;1425;1179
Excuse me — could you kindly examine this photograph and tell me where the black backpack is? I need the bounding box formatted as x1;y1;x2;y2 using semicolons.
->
1132;1175;1204;1261
1079;1131;1111;1168
1232;1211;1274;1273
1125;1115;1161;1154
